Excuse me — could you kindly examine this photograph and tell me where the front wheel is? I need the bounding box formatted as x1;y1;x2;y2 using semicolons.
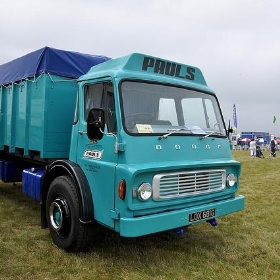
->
46;176;93;252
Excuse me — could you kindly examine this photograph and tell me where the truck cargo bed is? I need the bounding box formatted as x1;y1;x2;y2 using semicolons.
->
0;75;76;158
0;47;110;159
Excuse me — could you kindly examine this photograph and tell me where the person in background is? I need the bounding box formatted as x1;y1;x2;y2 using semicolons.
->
249;138;256;158
270;137;277;159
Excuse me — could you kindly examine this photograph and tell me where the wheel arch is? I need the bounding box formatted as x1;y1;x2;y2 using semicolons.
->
41;160;94;228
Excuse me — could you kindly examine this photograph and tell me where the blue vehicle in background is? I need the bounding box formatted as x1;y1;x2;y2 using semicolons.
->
0;47;244;252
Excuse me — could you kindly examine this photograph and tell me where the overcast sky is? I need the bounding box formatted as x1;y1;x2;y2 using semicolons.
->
1;0;279;136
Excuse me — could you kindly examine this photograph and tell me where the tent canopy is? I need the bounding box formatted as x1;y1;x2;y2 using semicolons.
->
0;46;111;86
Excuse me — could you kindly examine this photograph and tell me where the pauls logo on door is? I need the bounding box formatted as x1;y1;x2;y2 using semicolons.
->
83;150;103;160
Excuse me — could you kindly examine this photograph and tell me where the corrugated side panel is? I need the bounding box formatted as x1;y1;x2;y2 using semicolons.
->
0;74;77;159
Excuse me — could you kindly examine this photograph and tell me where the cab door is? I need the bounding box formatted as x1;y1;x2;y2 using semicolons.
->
76;81;118;228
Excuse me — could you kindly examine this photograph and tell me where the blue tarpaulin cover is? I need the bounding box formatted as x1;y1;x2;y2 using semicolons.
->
0;46;111;86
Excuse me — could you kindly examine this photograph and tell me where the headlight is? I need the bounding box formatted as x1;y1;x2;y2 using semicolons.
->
137;182;152;201
226;173;237;187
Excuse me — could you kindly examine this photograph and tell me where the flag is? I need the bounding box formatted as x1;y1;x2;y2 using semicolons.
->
273;116;276;124
233;104;237;131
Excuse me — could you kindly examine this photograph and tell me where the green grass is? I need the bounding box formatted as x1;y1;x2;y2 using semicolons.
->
1;150;280;279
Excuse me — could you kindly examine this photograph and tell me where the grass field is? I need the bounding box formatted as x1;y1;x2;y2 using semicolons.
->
0;150;280;280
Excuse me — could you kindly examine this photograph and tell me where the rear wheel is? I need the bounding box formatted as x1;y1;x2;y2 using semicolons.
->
46;176;93;252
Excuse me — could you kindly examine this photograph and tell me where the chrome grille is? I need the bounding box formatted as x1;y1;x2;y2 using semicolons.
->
152;169;226;201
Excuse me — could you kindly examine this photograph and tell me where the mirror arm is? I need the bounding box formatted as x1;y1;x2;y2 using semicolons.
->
99;128;119;154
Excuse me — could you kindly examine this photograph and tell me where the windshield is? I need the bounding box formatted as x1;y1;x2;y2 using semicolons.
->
121;81;226;136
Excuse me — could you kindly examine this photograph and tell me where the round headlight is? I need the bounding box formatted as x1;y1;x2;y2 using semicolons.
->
137;183;152;201
226;173;237;187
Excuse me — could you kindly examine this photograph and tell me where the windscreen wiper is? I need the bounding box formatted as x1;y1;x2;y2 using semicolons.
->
158;128;192;140
199;131;224;140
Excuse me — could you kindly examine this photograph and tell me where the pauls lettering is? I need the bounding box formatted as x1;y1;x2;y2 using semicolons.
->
142;56;195;80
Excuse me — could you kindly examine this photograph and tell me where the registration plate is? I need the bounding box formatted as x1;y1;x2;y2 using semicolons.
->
189;208;216;222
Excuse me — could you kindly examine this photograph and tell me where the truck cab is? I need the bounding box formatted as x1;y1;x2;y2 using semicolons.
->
65;53;244;239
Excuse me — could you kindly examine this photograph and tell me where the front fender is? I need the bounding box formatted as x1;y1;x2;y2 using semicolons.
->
41;160;94;228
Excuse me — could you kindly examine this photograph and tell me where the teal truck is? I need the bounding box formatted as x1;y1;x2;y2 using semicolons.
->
0;47;244;252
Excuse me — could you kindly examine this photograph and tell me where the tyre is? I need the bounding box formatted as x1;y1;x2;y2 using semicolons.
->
46;175;93;252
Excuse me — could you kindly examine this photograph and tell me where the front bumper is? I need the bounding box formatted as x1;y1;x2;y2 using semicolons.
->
119;195;245;237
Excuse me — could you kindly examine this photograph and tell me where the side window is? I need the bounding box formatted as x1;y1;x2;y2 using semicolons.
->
106;90;117;133
84;83;117;133
84;84;104;120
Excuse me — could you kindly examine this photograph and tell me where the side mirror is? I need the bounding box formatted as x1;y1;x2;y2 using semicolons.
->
87;108;105;141
227;128;233;137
